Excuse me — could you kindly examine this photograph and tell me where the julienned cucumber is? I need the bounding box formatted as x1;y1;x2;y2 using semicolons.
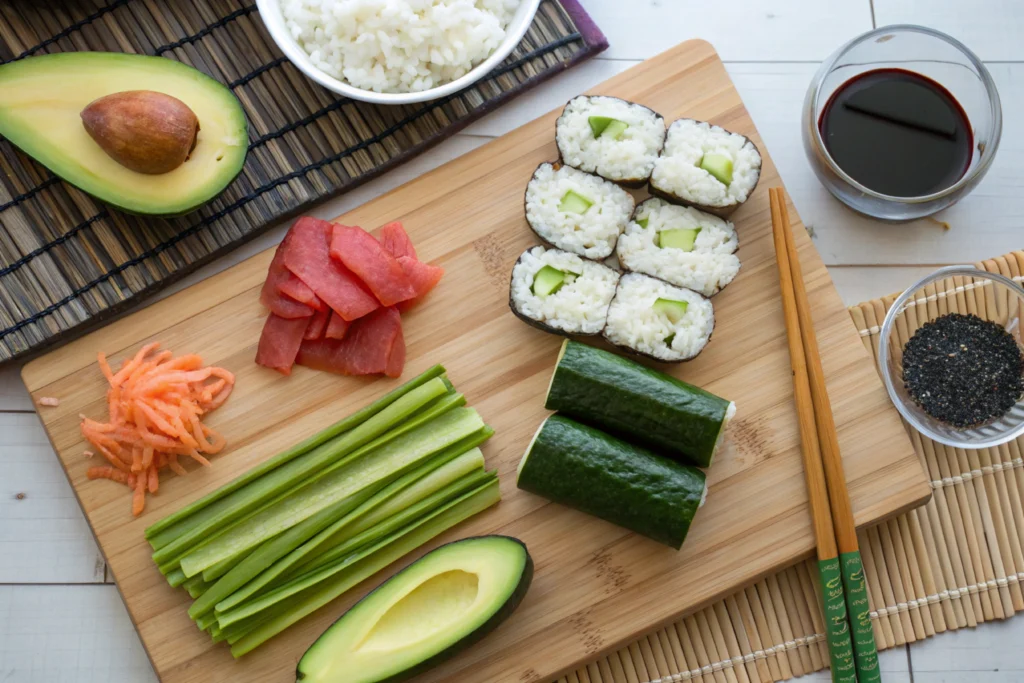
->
517;415;705;549
145;364;447;541
545;340;734;467
179;407;486;577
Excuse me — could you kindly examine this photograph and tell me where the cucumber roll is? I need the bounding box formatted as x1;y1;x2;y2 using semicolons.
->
617;198;741;296
603;273;714;362
555;96;666;187
649;118;762;215
517;414;706;549
545;340;735;468
509;246;620;336
525;162;634;260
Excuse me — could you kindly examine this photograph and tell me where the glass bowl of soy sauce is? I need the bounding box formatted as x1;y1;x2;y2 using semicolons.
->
879;266;1024;449
803;25;1001;221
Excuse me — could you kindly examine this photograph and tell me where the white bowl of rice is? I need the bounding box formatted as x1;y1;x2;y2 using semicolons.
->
257;0;541;104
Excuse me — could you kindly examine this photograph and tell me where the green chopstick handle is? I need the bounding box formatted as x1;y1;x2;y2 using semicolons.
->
842;550;881;682
819;557;857;683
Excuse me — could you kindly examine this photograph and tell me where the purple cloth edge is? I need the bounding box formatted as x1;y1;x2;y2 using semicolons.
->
560;0;610;51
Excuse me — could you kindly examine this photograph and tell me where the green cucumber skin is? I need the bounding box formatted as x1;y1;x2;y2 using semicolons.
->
546;341;730;468
518;415;705;549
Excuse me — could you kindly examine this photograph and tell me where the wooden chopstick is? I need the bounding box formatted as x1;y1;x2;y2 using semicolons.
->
774;189;882;682
769;187;858;683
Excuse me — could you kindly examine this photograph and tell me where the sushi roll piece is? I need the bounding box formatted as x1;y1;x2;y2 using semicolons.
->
616;197;740;296
509;245;620;336
649;118;762;214
603;273;714;362
525;162;634;260
555;95;666;187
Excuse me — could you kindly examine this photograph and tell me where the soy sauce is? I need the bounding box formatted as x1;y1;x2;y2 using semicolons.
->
818;68;973;197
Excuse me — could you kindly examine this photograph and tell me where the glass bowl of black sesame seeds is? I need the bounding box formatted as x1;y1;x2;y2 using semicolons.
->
879;265;1024;449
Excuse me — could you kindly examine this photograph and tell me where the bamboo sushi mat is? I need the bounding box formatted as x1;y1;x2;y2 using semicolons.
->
566;250;1024;683
0;0;606;365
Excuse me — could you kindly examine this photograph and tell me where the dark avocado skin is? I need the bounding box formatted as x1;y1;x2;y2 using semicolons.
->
647;119;762;218
519;415;705;549
546;341;730;468
295;535;533;683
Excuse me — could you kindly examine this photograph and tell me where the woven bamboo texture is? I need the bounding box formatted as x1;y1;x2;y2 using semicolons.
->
0;0;604;365
566;251;1024;683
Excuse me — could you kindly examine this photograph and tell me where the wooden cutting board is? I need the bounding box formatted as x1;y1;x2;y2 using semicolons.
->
23;40;930;683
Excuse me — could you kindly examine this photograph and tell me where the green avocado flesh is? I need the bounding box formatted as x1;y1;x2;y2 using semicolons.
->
698;153;733;186
636;217;649;229
653;297;689;323
588;115;629;139
559;189;593;214
533;266;566;297
658;228;700;251
0;52;248;215
296;536;533;683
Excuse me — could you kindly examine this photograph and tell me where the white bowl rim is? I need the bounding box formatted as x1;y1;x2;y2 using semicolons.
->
878;264;1024;449
255;0;543;105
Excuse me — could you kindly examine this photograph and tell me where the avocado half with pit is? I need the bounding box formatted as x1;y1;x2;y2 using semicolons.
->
0;52;248;215
297;535;533;683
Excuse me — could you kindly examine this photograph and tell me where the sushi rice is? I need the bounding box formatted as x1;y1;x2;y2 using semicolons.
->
555;96;666;186
616;198;740;296
650;118;762;212
509;246;620;335
525;162;634;260
603;273;714;362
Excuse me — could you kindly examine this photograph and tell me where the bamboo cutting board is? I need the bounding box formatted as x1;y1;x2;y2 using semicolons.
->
23;40;931;683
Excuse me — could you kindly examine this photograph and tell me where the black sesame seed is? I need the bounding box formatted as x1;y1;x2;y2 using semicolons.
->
902;313;1024;428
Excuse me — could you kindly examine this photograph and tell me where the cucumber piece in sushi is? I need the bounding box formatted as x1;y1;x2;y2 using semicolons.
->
510;245;620;336
556;95;666;187
617;198;741;296
603;273;714;362
649;118;762;214
525;162;634;260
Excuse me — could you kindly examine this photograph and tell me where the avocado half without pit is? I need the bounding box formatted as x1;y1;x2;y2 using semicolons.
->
297;535;533;683
0;52;248;215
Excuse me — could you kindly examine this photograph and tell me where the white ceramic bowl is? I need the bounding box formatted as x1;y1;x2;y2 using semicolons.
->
256;0;542;105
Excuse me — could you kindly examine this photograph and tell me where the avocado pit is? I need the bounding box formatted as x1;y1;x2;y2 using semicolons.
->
81;90;199;175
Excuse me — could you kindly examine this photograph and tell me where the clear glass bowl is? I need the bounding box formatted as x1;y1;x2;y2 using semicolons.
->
879;266;1024;449
803;25;1002;221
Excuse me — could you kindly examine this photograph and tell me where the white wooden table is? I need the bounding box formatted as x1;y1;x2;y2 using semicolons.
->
3;1;1024;681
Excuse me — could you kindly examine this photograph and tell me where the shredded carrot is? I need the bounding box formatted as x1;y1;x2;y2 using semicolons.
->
79;343;234;517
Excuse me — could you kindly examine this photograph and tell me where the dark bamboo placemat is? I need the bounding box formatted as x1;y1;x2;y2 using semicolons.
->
0;0;607;365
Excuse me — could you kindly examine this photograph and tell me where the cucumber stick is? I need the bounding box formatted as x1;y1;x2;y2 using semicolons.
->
214;446;487;614
281;466;494;587
179;407;486;577
187;483;383;620
228;477;501;657
145;364;446;541
517;415;705;549
152;379;457;567
545;340;734;467
216;469;494;626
